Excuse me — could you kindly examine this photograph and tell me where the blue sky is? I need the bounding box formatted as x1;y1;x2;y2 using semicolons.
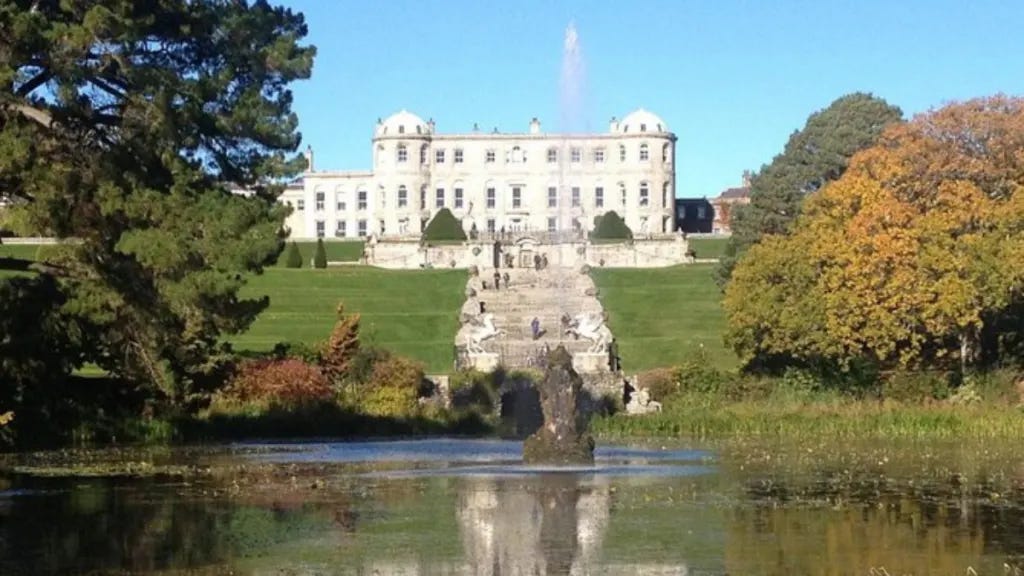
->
282;0;1024;199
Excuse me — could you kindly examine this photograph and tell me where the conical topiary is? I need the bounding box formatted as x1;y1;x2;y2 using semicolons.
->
285;241;303;268
423;208;467;242
313;238;328;268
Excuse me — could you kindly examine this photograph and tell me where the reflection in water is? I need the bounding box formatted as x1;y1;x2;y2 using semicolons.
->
2;442;1024;575
457;475;610;576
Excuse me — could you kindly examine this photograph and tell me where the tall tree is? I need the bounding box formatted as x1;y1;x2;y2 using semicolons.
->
717;93;903;286
0;1;315;409
725;96;1024;373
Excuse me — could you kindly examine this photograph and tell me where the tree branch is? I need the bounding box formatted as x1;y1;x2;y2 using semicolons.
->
5;103;53;129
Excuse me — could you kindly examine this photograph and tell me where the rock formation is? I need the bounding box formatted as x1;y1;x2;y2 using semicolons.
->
522;346;595;465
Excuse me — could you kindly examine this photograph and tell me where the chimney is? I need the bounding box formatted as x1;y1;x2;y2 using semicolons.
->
427;118;435;133
529;117;541;134
304;144;314;172
609;116;619;133
473;122;479;132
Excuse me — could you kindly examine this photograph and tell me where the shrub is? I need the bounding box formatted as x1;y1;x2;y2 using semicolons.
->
635;368;678;402
881;370;953;403
450;369;500;411
361;355;426;417
313;239;327;268
590;211;632;241
285;241;303;268
222;358;332;407
423;208;467;242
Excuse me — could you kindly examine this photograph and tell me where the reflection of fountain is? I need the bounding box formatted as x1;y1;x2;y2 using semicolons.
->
522;345;595;464
457;475;610;576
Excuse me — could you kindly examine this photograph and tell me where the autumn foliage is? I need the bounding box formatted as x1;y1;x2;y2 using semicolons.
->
224;358;333;406
322;304;361;382
725;96;1024;373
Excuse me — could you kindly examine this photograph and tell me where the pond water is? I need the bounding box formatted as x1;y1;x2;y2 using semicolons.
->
1;438;1024;575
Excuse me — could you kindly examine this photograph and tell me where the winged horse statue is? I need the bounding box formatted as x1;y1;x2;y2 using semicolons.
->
564;313;612;353
465;313;506;353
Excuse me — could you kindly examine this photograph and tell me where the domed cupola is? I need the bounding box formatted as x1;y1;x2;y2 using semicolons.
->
375;110;431;137
616;108;667;134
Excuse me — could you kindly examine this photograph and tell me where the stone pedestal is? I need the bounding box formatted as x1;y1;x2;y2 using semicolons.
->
522;346;595;465
572;352;608;374
466;352;500;372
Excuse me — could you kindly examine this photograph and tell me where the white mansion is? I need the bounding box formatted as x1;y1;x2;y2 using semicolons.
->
280;108;677;240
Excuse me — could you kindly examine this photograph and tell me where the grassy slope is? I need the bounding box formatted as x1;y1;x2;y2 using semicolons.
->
687;237;728;259
274;241;365;266
591;264;736;371
234;267;466;373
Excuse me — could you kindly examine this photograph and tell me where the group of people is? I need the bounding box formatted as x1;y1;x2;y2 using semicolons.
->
532;253;549;271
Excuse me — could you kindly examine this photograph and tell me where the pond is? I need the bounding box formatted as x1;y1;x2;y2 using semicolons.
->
1;438;1023;575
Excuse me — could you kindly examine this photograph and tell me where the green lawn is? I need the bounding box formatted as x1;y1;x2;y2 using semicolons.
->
234;267;466;373
0;243;41;260
687;237;729;259
591;264;737;371
275;241;364;266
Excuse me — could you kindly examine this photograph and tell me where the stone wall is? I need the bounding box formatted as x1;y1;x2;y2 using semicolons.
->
367;235;691;270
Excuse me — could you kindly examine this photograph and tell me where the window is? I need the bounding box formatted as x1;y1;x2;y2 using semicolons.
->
358;220;367;237
485;149;495;163
547;186;557;208
509;146;525;163
379;219;386;235
336;191;346;211
512;186;522;209
571;147;581;163
547;217;557;232
486;187;496;209
357;190;367;210
315;220;325;238
420;186;427;210
640;123;647;132
454;148;464;163
335;220;346;237
697;205;707;219
315;191;324;211
662;143;670;163
640;144;649;161
595;187;604;208
398;125;405;134
297;199;305;211
571;186;580;207
454;187;464;209
640;182;649;206
594;148;605;163
619;145;626;162
435;188;445;209
397;144;407;163
420;144;427;164
487;218;496;233
663;182;670;207
620;184;627;207
547;148;558;163
435;149;445;163
398;185;408;208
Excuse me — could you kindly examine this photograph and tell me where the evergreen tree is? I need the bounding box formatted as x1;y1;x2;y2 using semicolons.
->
313;239;327;268
285;241;303;268
717;93;903;287
590;211;633;240
0;1;315;409
423;208;467;242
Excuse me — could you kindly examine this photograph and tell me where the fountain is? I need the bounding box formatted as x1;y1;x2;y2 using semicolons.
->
522;345;595;464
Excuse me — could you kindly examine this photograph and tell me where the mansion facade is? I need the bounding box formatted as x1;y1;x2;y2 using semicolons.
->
280;109;677;240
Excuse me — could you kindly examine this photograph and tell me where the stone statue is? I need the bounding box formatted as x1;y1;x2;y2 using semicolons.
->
563;313;613;353
625;387;662;415
465;313;506;354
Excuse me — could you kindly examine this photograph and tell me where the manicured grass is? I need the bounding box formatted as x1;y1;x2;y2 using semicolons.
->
0;243;41;260
274;241;364;266
591;264;736;371
687;237;728;259
234;267;466;373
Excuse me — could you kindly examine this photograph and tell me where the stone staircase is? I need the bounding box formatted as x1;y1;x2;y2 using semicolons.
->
455;266;612;373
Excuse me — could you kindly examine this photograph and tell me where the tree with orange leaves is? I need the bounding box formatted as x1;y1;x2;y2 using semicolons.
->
725;96;1024;373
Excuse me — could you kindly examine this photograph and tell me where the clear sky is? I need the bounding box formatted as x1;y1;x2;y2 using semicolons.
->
281;0;1024;199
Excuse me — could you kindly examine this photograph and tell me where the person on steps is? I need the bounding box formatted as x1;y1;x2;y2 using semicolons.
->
531;317;541;340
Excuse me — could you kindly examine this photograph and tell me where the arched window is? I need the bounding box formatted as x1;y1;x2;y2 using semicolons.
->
619;145;626;162
419;144;428;165
640;182;650;206
662;143;670;163
398;185;408;208
662;182;670;207
639;144;649;162
398;125;405;134
396;144;408;163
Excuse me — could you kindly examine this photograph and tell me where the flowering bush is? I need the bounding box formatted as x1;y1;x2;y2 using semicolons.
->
361;355;426;417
